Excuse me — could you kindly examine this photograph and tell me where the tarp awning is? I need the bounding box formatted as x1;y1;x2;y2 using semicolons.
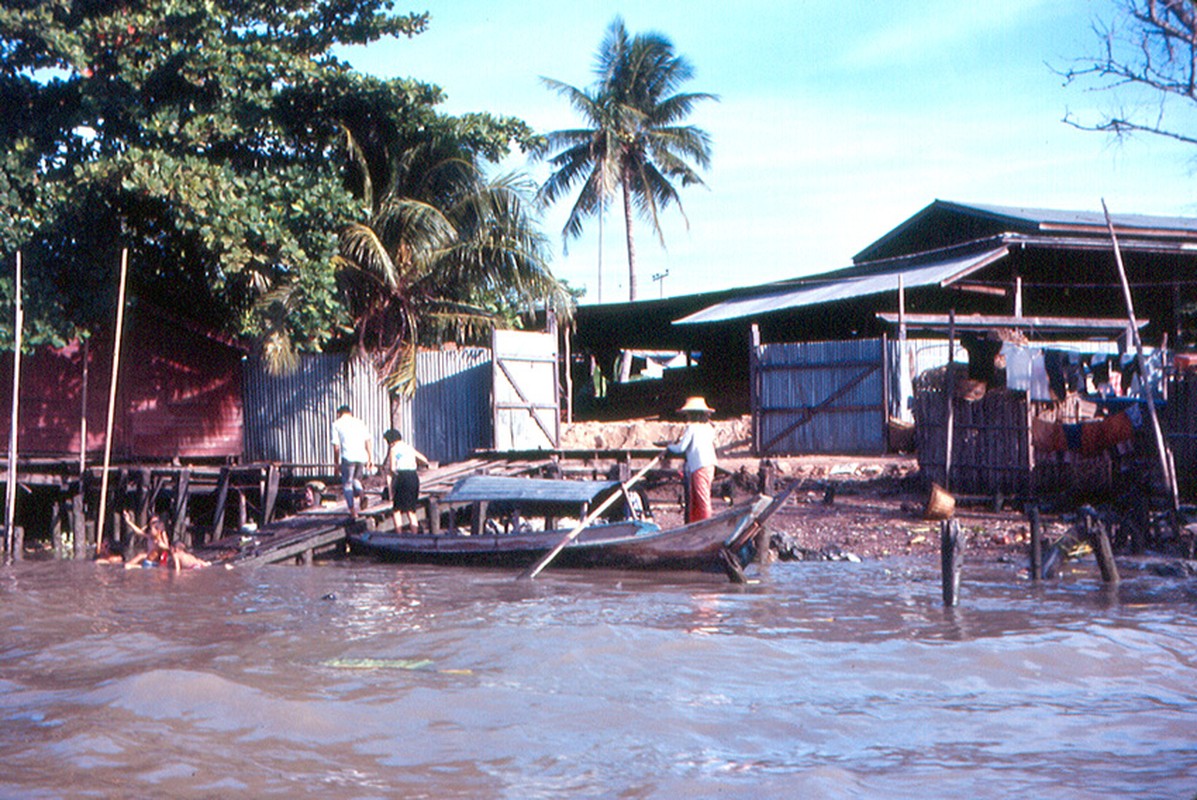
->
444;475;619;505
674;246;1009;325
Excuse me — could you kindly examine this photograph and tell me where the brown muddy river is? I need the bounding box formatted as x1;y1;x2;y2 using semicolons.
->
1;556;1194;799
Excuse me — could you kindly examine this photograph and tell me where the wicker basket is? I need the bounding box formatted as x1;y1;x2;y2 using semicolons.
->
924;482;956;520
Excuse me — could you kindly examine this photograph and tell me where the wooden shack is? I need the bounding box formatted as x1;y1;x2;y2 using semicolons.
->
909;315;1158;499
0;306;244;460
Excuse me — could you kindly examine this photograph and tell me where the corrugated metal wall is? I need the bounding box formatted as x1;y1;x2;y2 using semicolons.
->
242;349;493;466
752;338;887;455
411;348;492;464
242;353;390;467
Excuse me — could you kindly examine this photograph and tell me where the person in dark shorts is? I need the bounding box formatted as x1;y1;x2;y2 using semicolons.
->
382;429;431;533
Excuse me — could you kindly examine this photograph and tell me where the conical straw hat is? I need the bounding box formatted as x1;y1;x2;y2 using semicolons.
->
678;396;715;414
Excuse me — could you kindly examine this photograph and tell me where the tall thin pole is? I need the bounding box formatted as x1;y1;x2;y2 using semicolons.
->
5;251;23;560
943;309;956;492
1101;200;1179;515
94;249;129;553
79;338;89;475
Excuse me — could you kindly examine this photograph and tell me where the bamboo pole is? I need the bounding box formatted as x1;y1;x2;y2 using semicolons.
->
1101;200;1179;516
79;338;89;475
5;252;23;560
94;249;129;553
943;309;956;492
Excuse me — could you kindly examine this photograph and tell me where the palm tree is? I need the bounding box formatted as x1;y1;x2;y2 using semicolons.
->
337;126;572;403
538;17;715;301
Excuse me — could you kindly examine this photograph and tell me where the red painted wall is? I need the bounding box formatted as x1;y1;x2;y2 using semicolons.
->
0;310;244;460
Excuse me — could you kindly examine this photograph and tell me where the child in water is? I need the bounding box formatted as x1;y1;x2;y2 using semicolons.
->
122;511;210;570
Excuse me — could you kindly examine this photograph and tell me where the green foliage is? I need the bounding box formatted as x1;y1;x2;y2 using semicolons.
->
0;0;430;348
335;118;573;394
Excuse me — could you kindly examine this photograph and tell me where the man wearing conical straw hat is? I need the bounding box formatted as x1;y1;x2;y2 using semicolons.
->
666;396;717;523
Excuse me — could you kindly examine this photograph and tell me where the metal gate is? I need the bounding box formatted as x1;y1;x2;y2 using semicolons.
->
751;338;887;455
492;329;559;451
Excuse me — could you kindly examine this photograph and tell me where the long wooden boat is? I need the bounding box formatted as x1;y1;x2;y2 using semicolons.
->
347;475;777;575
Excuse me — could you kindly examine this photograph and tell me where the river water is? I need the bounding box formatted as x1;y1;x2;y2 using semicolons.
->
1;556;1194;799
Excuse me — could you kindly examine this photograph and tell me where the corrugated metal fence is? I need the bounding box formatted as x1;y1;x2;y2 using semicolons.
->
411;348;492;464
752;338;888;455
243;349;492;466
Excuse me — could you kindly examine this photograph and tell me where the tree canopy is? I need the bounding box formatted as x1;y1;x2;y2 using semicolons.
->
0;0;552;358
336;119;572;395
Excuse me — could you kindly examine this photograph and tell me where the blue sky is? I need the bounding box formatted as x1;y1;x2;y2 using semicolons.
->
341;0;1197;304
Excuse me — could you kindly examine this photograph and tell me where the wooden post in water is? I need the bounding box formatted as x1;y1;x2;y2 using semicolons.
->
1027;505;1043;582
211;465;232;544
71;480;87;559
941;518;963;606
1083;508;1120;585
172;467;191;547
50;499;64;558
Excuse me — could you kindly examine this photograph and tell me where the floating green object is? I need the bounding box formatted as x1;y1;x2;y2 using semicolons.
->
324;658;435;670
322;657;472;675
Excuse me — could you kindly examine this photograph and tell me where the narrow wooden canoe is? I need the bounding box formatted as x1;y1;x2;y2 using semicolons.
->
348;494;773;573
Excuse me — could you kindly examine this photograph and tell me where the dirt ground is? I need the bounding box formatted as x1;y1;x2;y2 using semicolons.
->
561;416;1036;566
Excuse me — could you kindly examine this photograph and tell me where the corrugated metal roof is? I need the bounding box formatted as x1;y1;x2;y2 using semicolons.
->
853;199;1197;263
942;200;1197;234
675;246;1008;326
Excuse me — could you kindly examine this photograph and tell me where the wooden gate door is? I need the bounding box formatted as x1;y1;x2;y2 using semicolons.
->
751;337;887;455
492;329;560;451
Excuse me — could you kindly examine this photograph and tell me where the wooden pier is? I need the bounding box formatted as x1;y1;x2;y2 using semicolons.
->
3;448;672;564
197;455;562;567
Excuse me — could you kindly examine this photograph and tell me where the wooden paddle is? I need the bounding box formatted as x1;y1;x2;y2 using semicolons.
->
519;451;666;580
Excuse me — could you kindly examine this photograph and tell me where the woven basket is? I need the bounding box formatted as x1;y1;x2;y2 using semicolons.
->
924;482;956;520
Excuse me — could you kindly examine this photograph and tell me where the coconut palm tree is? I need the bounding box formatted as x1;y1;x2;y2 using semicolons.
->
538;17;715;301
337;127;571;400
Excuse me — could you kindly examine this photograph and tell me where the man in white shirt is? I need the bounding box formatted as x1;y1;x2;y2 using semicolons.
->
331;405;374;519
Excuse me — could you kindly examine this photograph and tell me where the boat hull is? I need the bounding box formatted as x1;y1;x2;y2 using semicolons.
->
348;498;770;572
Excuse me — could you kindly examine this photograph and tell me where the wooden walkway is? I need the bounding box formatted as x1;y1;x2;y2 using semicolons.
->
198;456;559;567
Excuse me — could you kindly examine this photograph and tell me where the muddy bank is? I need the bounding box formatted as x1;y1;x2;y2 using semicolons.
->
564;416;1038;567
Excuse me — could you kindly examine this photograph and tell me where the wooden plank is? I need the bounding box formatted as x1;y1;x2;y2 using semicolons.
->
234;525;350;567
876;312;1146;332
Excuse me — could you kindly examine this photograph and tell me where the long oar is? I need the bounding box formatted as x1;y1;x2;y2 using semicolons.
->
519;451;665;580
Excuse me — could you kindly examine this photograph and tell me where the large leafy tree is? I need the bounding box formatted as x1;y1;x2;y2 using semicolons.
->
336;117;573;397
537;17;715;301
0;0;435;353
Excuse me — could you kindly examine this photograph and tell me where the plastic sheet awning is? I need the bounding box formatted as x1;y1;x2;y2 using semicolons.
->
674;246;1009;325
